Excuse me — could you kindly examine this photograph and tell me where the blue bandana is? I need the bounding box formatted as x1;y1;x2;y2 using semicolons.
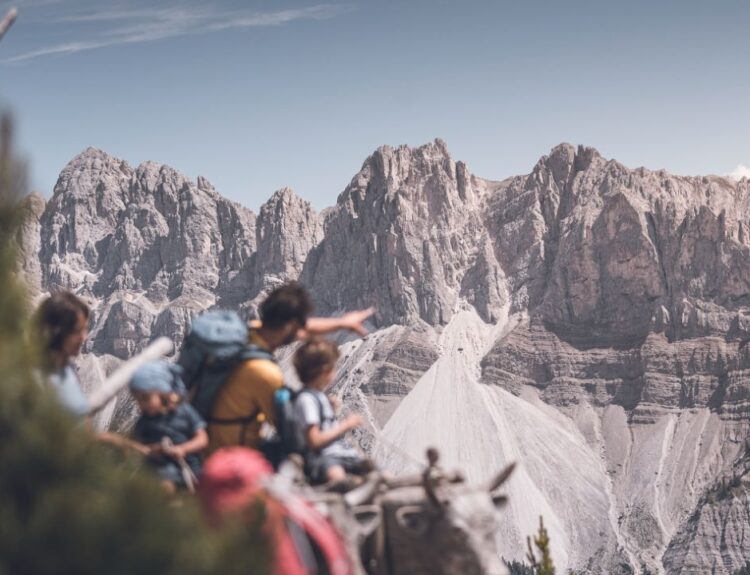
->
129;361;186;396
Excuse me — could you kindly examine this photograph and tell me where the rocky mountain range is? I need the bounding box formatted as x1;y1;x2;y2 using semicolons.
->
17;139;750;574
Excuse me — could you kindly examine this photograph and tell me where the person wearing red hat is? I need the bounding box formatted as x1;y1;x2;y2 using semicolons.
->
199;447;353;575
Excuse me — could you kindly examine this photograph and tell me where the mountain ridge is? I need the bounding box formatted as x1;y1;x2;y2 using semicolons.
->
18;139;750;574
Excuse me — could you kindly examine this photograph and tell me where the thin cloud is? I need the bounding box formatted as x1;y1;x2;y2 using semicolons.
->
54;5;212;24
3;3;350;64
208;5;351;31
14;0;65;7
728;164;750;182
3;41;113;61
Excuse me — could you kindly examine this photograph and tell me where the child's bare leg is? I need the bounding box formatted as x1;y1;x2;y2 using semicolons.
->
326;465;346;483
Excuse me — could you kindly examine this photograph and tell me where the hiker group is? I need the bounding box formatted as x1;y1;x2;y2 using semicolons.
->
33;283;518;575
34;283;375;492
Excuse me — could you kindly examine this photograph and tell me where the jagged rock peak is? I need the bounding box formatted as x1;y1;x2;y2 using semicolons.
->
53;147;133;202
132;159;190;195
254;186;322;294
260;187;312;215
306;138;501;326
132;159;190;183
258;187;319;232
70;146;121;163
337;138;479;215
532;142;604;181
364;138;455;177
376;137;452;158
60;146;130;174
21;191;46;214
196;175;215;193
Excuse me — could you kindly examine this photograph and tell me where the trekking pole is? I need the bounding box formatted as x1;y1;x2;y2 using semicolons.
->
0;8;17;41
161;437;198;494
87;337;174;416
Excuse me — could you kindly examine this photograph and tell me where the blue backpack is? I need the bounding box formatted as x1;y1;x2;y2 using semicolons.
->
179;310;274;425
272;387;325;456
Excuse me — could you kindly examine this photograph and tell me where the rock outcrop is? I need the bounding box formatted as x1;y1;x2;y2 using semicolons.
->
304;140;507;326
254;187;322;294
664;480;750;574
18;140;750;574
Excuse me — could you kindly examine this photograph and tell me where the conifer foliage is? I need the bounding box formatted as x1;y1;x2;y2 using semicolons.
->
507;559;536;575
526;516;556;575
0;114;268;575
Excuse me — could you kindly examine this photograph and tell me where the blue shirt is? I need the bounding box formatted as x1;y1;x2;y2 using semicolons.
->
133;403;207;476
47;364;90;418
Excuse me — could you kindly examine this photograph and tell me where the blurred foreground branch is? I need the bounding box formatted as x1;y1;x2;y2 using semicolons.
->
0;7;17;42
0;112;269;575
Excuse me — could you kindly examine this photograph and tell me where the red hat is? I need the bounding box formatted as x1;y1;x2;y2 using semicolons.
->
198;447;273;520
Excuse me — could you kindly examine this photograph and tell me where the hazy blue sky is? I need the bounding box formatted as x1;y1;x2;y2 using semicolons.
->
1;0;748;210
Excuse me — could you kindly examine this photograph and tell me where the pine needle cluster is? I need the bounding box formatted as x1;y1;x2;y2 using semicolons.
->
526;516;556;575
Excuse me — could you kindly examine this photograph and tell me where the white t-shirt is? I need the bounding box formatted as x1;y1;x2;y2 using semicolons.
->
294;389;357;458
47;364;89;417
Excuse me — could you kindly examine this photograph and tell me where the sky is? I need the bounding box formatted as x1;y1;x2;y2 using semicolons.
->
0;0;748;211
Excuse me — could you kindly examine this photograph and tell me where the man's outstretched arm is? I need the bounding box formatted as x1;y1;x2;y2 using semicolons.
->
300;307;375;339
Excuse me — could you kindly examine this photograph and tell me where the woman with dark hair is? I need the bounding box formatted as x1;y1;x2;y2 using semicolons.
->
34;291;91;417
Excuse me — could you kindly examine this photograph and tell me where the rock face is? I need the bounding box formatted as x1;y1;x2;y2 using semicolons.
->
254;187;322;295
663;480;750;574
303;140;507;326
18;140;750;574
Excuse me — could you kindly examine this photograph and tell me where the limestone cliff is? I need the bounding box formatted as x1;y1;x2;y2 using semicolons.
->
18;140;750;574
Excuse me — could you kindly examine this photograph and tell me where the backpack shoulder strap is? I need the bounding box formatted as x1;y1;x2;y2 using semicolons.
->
205;345;275;426
240;343;276;363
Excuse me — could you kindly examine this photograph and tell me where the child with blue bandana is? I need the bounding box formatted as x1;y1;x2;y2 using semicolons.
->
129;361;208;493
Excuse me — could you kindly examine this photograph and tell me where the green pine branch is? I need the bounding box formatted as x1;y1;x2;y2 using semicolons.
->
526;515;557;575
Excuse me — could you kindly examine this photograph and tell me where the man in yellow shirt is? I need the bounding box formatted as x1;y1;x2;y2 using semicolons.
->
207;282;372;453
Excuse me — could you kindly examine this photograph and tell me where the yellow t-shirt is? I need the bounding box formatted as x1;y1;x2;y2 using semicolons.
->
207;328;283;452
